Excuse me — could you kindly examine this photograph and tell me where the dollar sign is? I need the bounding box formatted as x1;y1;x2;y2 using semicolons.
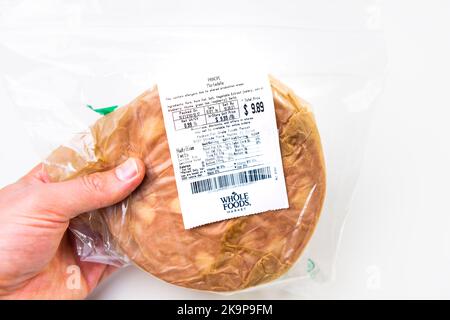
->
244;104;248;116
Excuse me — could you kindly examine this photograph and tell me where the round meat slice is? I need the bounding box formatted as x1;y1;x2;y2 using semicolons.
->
45;76;326;292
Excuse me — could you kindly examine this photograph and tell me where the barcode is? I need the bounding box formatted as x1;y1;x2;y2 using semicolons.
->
190;166;272;194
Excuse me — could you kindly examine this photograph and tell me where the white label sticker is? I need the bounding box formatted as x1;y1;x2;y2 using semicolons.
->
158;73;288;229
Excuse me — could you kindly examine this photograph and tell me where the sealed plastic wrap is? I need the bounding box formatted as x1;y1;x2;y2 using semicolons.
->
0;0;386;296
43;77;326;291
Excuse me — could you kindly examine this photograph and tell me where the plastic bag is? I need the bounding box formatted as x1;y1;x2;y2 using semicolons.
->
0;0;386;295
39;76;326;292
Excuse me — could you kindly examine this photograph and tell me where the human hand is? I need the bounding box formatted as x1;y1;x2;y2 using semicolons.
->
0;158;145;299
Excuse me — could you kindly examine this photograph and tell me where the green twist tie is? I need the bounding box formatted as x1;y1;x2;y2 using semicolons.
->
86;104;118;116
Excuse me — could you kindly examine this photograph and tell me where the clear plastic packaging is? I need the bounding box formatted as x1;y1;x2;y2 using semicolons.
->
41;77;326;292
0;0;386;294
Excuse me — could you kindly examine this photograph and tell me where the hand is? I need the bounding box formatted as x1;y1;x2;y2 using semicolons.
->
0;158;145;299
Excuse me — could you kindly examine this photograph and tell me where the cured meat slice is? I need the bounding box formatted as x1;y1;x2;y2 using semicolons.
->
45;76;326;291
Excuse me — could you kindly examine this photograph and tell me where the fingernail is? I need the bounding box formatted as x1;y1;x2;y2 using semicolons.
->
116;158;139;181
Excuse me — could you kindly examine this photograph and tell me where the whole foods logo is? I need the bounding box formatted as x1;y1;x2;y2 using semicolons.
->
220;192;251;213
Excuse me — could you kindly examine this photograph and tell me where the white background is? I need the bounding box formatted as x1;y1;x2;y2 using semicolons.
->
1;0;450;299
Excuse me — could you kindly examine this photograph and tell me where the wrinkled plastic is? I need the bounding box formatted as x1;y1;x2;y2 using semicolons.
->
0;0;386;295
42;77;326;291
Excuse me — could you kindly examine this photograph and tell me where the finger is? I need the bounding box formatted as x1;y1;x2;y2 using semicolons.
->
19;163;50;184
79;261;118;293
40;157;145;219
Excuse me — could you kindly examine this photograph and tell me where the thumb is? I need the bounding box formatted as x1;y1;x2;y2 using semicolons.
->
40;157;145;220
